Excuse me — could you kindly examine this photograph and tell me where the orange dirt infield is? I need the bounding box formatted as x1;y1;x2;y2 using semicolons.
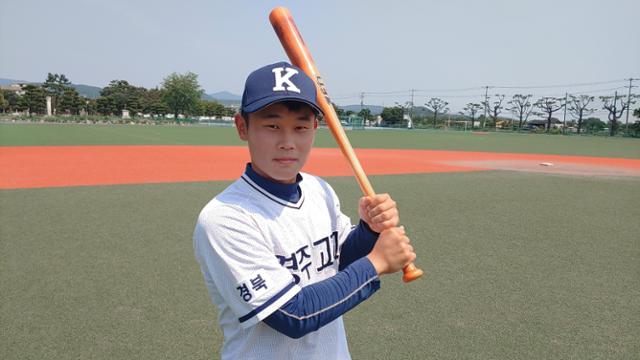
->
1;146;639;189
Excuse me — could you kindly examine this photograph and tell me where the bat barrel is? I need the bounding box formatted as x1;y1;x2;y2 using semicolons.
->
269;7;374;196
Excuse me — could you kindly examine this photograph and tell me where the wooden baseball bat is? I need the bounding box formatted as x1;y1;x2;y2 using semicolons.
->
269;7;423;283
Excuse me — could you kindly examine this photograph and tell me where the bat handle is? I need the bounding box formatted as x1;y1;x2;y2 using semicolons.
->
354;152;424;283
353;169;424;282
402;263;424;283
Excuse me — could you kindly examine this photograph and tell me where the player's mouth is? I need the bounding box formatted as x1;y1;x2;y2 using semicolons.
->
273;157;298;165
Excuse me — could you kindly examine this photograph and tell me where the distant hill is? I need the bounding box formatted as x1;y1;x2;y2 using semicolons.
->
0;78;30;86
340;104;385;115
410;106;434;117
203;91;241;106
209;91;241;101
1;77;102;98
70;84;102;99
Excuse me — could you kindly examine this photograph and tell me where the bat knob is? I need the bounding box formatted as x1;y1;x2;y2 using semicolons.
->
402;263;424;283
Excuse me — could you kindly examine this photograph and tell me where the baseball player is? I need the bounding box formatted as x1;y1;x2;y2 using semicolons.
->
193;61;415;360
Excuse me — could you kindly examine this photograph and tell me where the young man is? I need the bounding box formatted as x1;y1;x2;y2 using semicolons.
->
193;61;416;360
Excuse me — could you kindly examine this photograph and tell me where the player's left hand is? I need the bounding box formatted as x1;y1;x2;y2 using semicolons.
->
359;193;399;233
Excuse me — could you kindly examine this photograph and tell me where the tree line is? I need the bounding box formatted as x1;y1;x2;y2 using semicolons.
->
371;93;639;136
0;72;235;120
2;73;638;136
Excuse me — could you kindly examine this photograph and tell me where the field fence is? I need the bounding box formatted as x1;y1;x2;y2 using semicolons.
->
1;114;637;137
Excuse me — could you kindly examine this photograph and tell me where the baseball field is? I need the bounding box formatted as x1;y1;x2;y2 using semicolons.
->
1;123;639;359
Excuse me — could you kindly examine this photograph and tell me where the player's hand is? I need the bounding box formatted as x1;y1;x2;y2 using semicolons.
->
366;226;416;276
359;193;399;233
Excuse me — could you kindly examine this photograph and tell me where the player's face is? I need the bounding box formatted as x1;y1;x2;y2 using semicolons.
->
235;103;318;184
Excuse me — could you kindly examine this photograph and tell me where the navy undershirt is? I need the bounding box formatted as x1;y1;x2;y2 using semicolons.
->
243;163;382;338
245;163;303;203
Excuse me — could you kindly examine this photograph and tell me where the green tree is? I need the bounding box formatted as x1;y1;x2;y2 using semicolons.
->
627;120;640;137
222;105;236;117
425;98;449;127
84;98;98;116
583;117;605;134
331;103;345;117
96;96;116;116
1;89;20;113
600;92;635;136
482;94;505;129
97;80;142;116
198;100;214;117
463;103;483;129
380;106;403;126
162;72;203;120
198;100;228;117
58;88;84;115
18;85;47;115
535;97;564;132
42;73;73;114
628;108;640;137
0;91;7;113
477;114;487;128
141;88;169;116
506;95;534;129
357;108;372;122
567;95;596;134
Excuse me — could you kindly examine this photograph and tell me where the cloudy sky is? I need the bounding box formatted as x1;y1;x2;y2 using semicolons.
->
1;0;638;116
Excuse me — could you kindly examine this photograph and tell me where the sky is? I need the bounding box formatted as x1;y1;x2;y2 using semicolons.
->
1;0;639;118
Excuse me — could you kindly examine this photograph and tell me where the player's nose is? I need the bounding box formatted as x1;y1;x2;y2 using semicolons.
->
277;130;296;150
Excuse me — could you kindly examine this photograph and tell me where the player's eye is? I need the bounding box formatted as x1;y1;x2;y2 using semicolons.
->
264;124;279;129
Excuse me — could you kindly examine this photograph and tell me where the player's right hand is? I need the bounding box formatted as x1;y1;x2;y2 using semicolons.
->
366;226;416;276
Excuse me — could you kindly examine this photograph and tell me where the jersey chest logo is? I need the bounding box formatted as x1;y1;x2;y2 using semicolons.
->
275;231;339;284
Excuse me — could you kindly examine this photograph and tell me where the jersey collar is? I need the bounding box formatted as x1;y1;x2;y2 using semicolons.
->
244;163;302;203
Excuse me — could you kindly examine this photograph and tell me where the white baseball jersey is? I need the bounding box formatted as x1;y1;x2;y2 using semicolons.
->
193;171;354;360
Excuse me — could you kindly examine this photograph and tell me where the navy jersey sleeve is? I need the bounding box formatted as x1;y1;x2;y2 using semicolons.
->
338;220;379;271
263;256;380;339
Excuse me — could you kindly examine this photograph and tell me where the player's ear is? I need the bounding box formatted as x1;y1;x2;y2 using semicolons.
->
235;113;248;141
313;118;318;129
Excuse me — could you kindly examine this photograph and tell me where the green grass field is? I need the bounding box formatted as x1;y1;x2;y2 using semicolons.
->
1;124;639;359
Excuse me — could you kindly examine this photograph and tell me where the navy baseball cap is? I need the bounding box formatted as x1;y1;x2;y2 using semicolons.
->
241;61;323;115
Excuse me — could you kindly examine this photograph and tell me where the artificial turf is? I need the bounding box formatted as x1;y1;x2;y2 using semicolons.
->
1;123;639;158
1;171;638;359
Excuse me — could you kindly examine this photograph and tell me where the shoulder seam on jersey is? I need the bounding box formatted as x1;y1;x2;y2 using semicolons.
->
275;276;379;320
